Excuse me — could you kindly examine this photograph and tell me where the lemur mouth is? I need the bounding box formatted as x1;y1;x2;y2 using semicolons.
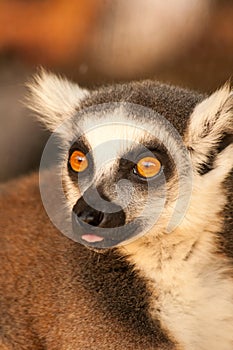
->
72;213;119;248
71;210;142;249
81;234;104;243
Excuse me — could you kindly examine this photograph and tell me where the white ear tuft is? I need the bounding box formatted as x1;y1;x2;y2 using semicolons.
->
26;69;89;131
185;83;233;173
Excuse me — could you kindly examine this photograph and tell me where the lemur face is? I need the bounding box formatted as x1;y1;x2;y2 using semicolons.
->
64;104;189;249
28;71;233;251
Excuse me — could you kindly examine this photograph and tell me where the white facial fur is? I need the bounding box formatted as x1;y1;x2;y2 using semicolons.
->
62;108;178;233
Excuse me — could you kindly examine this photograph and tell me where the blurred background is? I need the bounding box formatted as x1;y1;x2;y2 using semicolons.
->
0;0;233;182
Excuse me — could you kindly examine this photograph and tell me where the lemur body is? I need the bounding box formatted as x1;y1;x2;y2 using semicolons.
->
0;73;232;349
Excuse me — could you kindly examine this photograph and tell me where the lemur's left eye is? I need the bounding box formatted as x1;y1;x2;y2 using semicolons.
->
135;156;161;178
69;150;88;173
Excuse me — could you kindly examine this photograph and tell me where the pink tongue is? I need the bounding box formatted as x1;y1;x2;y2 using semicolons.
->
81;234;104;243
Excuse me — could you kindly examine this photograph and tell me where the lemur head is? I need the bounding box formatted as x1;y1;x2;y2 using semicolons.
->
27;71;233;251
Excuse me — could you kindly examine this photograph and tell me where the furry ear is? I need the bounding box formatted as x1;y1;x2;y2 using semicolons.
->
26;69;89;131
185;83;233;176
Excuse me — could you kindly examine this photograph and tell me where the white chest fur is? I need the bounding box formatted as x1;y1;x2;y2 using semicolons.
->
122;235;233;350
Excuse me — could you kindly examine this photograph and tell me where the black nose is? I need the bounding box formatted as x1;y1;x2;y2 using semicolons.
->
73;188;126;228
75;200;104;226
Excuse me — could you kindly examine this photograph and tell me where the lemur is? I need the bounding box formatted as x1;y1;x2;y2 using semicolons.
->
0;71;232;350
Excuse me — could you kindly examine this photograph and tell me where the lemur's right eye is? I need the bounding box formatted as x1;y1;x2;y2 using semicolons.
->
69;150;88;173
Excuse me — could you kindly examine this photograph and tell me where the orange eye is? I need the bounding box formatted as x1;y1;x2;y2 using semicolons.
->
136;156;161;178
69;150;88;173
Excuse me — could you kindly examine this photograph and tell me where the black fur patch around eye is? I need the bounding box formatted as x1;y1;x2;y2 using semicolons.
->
119;143;175;183
198;133;233;176
68;138;94;184
68;138;90;159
